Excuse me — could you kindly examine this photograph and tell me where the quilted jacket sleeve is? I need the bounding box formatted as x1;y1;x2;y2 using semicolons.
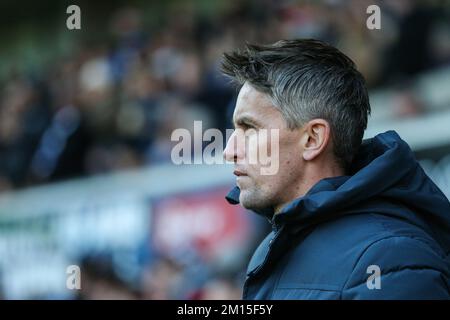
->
341;236;450;300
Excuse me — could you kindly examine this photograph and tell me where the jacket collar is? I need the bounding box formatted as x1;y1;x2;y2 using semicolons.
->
225;175;351;230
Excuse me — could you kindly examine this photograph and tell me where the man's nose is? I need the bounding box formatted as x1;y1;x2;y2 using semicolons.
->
223;130;243;163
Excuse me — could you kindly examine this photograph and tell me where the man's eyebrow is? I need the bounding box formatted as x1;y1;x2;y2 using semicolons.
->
233;116;261;128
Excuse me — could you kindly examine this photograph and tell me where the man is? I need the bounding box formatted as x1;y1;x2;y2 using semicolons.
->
221;39;450;299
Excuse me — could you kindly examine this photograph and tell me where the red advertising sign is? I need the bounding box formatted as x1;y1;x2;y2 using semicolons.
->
151;187;250;262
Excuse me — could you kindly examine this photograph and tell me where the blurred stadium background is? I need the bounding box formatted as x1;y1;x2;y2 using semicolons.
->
0;0;449;299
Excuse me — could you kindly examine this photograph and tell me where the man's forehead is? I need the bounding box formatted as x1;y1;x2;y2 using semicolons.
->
233;82;274;122
237;82;273;105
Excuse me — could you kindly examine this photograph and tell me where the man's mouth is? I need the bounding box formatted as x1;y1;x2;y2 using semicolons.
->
233;169;248;177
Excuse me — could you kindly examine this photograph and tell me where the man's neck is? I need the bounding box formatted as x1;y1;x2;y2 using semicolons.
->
274;162;345;215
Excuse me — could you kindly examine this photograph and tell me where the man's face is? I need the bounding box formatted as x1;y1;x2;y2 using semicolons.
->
223;82;306;212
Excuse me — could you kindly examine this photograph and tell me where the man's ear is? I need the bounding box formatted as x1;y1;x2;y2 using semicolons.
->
301;119;331;161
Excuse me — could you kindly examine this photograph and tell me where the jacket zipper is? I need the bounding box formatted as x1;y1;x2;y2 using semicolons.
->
242;225;285;299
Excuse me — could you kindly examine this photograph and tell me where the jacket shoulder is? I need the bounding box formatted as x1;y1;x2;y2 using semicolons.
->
341;235;449;299
272;213;449;299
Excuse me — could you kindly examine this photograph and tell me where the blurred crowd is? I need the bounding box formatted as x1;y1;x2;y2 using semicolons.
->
76;254;244;300
0;0;449;192
0;0;449;300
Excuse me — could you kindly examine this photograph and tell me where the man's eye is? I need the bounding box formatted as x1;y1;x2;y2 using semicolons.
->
241;123;254;130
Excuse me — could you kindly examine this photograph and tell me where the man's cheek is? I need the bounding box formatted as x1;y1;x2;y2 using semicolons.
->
259;129;280;176
246;134;260;165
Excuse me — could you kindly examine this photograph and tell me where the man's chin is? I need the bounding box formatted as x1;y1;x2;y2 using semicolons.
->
238;190;252;209
239;189;265;210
